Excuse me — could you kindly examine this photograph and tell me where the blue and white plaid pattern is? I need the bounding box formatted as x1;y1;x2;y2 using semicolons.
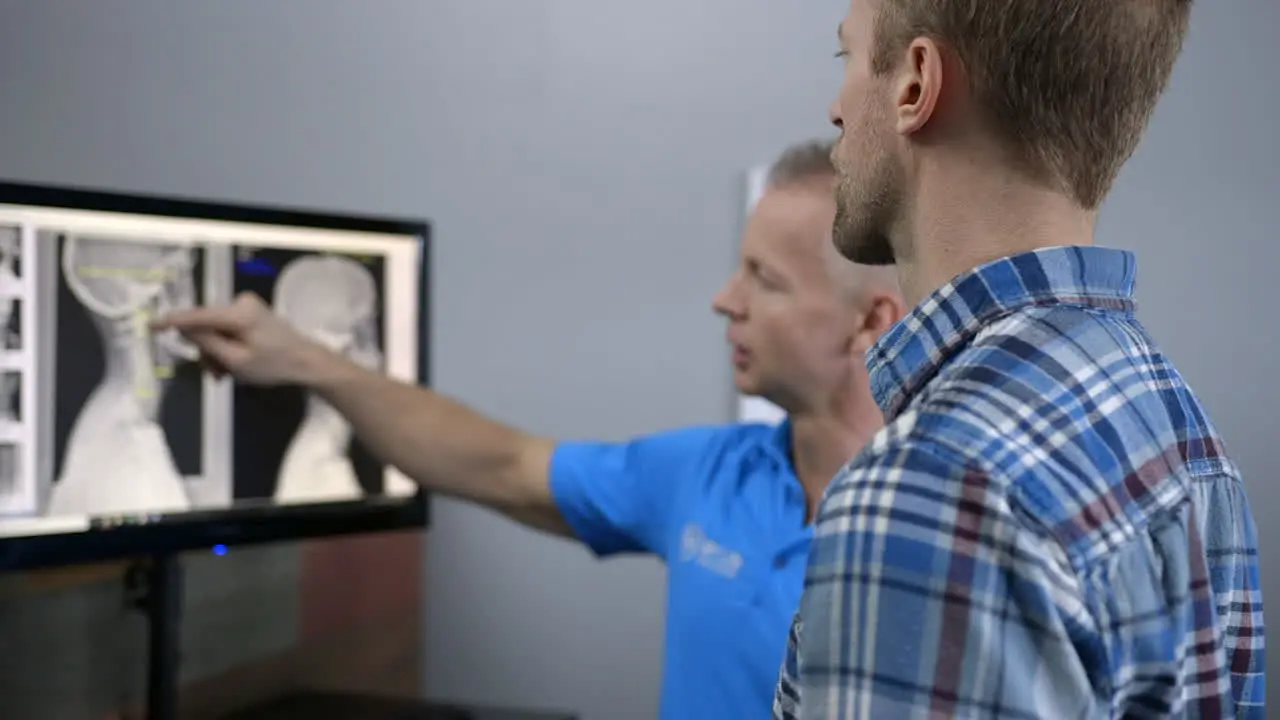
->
773;246;1265;719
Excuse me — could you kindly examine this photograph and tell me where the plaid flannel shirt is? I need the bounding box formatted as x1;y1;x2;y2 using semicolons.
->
773;246;1265;719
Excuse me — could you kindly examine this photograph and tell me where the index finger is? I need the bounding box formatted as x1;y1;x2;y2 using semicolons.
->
150;306;245;333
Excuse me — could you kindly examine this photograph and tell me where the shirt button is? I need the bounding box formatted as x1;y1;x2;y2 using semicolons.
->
773;555;787;569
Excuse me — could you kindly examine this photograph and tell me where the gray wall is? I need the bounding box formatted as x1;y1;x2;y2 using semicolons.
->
0;1;1273;718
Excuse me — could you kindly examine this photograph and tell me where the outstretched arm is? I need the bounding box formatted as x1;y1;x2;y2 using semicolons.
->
301;346;566;533
155;292;568;534
296;346;728;559
155;292;717;556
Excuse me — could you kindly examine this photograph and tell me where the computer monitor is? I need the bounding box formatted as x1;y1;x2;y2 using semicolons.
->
0;180;430;571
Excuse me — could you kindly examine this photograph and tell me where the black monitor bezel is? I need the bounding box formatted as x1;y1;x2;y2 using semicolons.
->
0;179;431;572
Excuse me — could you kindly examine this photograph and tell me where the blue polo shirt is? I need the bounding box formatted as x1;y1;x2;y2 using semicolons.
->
549;421;813;720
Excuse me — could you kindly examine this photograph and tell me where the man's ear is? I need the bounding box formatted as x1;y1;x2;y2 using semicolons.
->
851;294;906;353
894;37;945;138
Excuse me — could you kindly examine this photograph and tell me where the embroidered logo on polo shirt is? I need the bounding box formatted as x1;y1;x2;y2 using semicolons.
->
679;523;744;579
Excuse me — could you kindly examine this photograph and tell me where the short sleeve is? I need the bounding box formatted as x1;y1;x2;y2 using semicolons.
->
549;425;732;560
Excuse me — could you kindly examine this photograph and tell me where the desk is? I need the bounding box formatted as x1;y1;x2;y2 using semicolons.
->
222;691;577;720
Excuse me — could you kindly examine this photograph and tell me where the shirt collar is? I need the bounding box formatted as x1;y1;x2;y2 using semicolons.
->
765;418;793;466
867;245;1138;420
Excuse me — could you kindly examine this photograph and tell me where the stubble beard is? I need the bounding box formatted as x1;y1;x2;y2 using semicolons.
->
832;163;898;266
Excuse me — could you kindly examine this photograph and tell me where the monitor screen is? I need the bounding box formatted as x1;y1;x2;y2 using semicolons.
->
0;181;429;569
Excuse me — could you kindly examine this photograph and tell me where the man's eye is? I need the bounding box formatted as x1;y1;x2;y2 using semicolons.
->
752;269;781;290
833;50;849;59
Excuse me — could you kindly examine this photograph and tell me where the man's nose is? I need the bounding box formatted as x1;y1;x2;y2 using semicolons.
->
711;281;741;317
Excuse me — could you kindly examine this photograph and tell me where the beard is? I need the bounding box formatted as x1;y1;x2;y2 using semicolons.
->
830;123;901;265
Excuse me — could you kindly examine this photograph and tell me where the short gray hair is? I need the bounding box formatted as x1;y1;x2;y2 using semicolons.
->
766;138;836;187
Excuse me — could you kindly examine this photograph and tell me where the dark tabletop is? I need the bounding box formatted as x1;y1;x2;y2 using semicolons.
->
221;691;576;720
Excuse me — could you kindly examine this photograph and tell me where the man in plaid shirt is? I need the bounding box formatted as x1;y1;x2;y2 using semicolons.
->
775;0;1266;718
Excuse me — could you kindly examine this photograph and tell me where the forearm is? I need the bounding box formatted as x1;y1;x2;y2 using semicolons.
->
296;344;569;534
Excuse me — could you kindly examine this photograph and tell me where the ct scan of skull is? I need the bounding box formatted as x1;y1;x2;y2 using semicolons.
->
48;234;200;516
272;254;384;504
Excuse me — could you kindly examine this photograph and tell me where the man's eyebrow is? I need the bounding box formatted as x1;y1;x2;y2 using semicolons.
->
837;24;844;43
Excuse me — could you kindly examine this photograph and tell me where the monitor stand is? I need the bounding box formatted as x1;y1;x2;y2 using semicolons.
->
125;552;183;720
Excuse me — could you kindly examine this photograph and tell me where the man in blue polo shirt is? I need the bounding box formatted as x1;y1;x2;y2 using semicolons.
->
155;139;906;719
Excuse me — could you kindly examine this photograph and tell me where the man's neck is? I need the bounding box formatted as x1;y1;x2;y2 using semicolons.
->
894;167;1098;307
789;396;883;523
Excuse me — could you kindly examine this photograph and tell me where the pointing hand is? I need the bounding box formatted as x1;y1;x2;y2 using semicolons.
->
150;291;324;386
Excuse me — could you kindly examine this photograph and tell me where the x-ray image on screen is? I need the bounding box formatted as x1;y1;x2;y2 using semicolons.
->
0;442;18;498
1;371;19;423
0;225;21;295
47;232;206;517
0;223;34;518
231;246;386;505
0;182;424;554
0;227;22;354
4;298;21;352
